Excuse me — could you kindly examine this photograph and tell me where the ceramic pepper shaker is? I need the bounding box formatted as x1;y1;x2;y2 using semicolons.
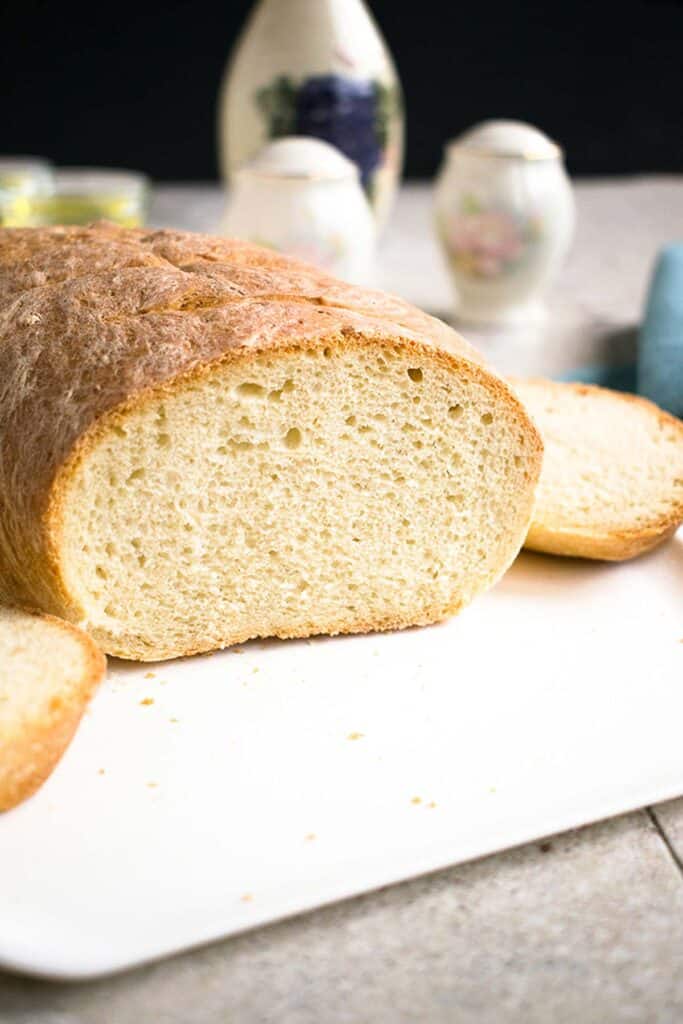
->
434;120;575;324
222;136;376;284
218;0;404;231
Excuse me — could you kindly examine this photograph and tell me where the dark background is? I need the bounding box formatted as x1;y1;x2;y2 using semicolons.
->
2;0;682;180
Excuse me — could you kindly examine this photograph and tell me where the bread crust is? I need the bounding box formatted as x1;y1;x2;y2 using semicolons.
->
0;225;542;656
517;379;683;561
0;609;106;812
0;222;479;362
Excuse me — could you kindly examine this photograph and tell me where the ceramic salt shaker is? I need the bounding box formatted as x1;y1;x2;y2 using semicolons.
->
434;120;575;324
218;0;404;231
222;136;376;284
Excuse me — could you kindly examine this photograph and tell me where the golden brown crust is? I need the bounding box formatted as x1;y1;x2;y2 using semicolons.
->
515;378;683;561
0;224;541;648
0;609;106;812
525;519;680;561
0;221;478;362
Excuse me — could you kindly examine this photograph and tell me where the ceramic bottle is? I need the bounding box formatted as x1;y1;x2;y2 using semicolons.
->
218;0;404;230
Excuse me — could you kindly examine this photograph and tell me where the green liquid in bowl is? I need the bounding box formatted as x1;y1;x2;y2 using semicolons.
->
24;193;146;227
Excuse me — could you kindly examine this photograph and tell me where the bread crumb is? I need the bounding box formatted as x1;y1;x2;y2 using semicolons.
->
97;768;105;776
144;672;156;679
232;649;245;655
411;796;422;805
347;731;364;741
147;782;158;789
241;893;253;902
169;717;179;724
140;697;154;706
252;666;259;674
427;801;437;809
304;833;317;842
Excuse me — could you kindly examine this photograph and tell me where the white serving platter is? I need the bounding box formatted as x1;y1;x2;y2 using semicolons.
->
1;533;682;980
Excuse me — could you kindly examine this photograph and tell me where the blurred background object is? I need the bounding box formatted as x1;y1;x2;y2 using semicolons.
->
1;0;681;183
0;158;53;226
223;137;376;283
638;244;683;418
19;168;150;228
220;0;403;230
435;121;575;324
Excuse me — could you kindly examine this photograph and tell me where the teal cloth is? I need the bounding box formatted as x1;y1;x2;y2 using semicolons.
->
559;361;636;392
637;243;683;416
561;243;683;415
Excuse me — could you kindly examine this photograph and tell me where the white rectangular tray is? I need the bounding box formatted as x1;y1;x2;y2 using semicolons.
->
1;533;682;980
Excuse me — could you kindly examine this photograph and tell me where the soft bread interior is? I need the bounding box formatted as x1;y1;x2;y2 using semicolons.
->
518;379;683;560
0;609;87;715
0;607;104;811
58;342;539;660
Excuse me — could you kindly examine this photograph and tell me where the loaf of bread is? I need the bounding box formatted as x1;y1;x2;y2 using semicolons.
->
0;224;542;660
517;379;683;560
0;606;105;811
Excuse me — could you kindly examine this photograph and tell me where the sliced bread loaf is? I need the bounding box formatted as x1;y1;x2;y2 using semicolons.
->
0;607;105;811
0;225;542;661
516;378;683;560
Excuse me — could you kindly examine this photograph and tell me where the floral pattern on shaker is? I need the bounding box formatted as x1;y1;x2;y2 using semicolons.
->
444;195;543;278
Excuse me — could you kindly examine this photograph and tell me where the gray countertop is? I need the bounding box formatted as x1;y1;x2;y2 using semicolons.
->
2;178;683;1024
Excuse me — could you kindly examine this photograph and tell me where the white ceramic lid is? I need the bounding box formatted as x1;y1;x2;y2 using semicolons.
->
448;120;561;160
240;137;358;181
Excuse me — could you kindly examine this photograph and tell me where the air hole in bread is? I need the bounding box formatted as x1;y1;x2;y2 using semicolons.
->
236;382;266;399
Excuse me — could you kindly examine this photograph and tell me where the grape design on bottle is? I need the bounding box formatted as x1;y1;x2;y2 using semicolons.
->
256;73;401;202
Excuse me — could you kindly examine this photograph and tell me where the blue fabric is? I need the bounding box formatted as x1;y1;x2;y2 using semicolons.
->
559;362;636;392
637;243;683;417
560;243;683;415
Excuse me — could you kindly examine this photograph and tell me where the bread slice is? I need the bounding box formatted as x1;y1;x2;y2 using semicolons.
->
0;225;542;661
0;607;105;812
516;379;683;560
